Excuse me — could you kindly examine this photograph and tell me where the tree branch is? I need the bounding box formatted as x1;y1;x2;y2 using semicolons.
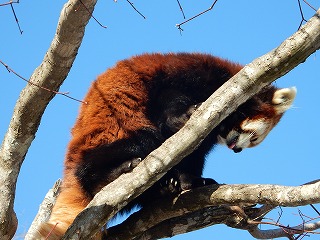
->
62;8;320;239
0;60;86;103
25;180;61;240
134;206;246;240
176;0;219;31
249;220;320;239
0;0;97;239
106;181;320;239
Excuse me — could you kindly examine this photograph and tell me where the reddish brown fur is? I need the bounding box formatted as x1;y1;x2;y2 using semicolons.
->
36;53;292;239
37;55;171;238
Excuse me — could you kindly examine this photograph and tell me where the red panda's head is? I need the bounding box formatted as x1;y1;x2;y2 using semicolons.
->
217;87;297;153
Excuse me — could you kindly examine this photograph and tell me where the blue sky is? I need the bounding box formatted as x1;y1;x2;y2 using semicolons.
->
1;1;319;239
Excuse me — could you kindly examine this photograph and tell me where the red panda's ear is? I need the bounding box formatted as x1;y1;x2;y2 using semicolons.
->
272;87;297;114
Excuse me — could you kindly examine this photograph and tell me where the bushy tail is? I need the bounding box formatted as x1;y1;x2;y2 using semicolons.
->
35;180;90;239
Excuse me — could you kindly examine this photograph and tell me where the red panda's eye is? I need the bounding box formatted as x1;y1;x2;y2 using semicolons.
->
250;137;258;143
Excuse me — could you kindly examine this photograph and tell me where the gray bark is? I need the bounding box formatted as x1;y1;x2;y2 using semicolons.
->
106;181;320;239
0;0;97;239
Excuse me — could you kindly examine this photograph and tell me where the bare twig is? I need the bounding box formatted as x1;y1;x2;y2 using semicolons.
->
176;0;219;31
276;207;283;225
310;204;320;215
0;0;23;34
249;218;320;238
249;204;320;239
297;0;318;29
0;0;19;7
303;0;317;11
79;0;107;28
302;180;320;218
126;0;146;19
298;0;308;29
0;60;87;104
176;0;186;19
9;1;22;34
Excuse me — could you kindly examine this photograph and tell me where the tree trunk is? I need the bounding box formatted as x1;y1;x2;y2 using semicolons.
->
0;1;97;239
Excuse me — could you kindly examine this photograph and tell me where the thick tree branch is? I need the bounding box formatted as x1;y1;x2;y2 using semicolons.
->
134;207;320;240
0;0;97;239
62;8;320;239
106;181;320;239
134;206;247;240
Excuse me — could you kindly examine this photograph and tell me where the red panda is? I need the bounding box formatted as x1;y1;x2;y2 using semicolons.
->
36;53;296;239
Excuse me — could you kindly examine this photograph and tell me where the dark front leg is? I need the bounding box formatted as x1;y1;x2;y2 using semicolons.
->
152;89;202;137
75;128;163;197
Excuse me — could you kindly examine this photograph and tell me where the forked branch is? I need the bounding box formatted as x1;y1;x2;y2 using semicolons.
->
0;0;22;34
176;0;219;31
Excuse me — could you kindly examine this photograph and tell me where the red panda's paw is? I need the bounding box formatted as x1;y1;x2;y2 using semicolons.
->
178;173;217;191
165;103;202;133
103;157;142;183
160;172;218;195
119;157;142;173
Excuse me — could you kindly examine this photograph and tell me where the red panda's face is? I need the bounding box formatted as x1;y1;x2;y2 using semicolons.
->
217;87;297;153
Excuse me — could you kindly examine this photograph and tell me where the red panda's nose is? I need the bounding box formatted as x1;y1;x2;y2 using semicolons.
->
233;147;242;153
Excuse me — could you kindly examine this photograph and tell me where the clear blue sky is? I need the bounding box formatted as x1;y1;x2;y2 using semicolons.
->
1;1;319;239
